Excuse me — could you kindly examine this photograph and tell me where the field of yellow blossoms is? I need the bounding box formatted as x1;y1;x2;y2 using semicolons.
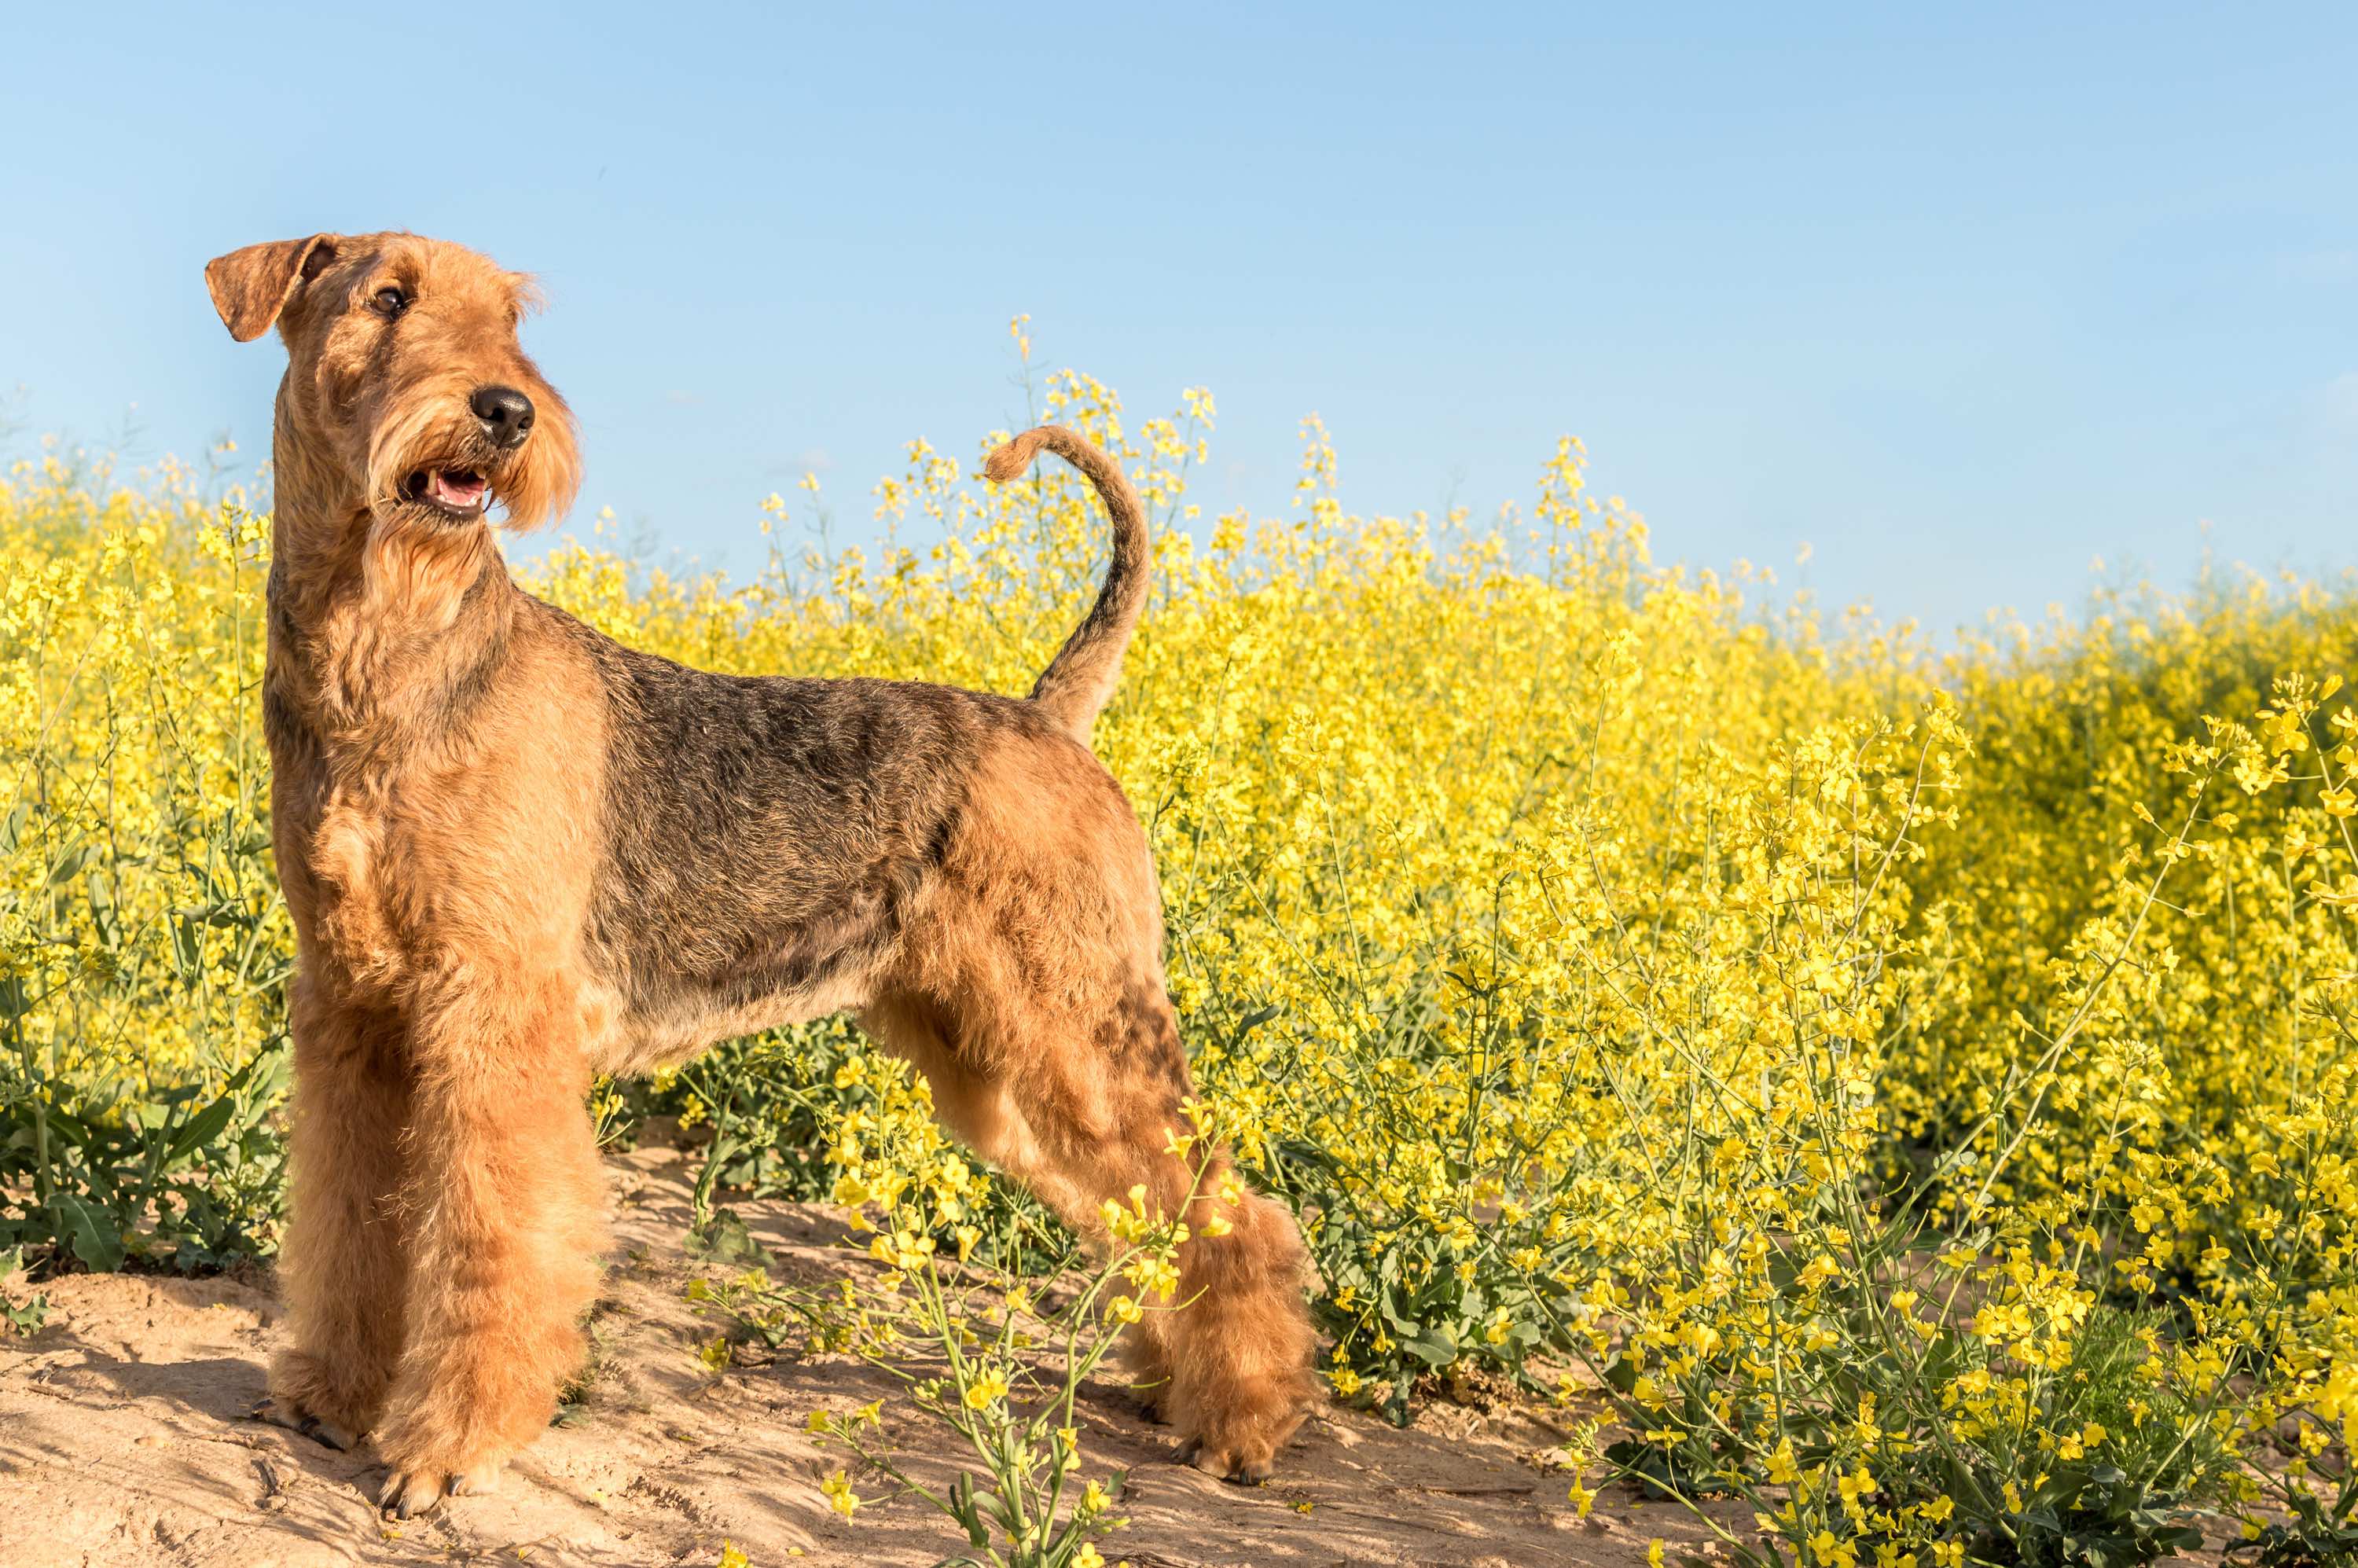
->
12;360;2358;1567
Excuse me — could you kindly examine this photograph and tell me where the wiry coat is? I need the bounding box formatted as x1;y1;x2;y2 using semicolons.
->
205;231;1315;1517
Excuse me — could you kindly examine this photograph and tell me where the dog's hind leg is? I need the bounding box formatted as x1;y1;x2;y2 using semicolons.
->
865;976;1317;1482
1068;982;1318;1482
262;975;413;1451
369;968;605;1517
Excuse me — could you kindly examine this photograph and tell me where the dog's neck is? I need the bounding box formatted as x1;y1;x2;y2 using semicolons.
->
266;431;518;757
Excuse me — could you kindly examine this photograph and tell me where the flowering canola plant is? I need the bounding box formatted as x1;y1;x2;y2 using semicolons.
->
12;357;2358;1562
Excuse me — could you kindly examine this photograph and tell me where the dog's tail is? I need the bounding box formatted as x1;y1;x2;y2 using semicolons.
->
985;424;1150;742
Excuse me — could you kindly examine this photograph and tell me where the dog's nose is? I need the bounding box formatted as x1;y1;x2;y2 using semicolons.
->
470;385;535;450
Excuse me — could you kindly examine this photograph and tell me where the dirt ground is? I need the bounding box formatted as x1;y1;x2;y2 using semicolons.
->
0;1147;1744;1568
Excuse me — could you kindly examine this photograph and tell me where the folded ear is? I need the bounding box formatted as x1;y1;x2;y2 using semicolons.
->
203;235;340;343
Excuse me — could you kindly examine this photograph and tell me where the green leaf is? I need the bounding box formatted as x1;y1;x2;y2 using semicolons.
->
165;1094;239;1166
2;1291;47;1337
227;1044;292;1102
171;913;210;977
685;1207;766;1267
1402;1326;1458;1368
948;1474;990;1549
50;1194;125;1272
42;1109;96;1150
1233;1004;1280;1039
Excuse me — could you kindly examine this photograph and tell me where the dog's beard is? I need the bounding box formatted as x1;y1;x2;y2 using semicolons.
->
398;465;492;517
367;400;494;527
365;399;579;531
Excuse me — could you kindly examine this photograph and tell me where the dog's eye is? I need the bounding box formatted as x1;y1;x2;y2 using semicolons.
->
371;287;410;319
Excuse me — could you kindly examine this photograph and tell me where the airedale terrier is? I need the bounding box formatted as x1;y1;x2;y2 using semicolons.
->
204;231;1315;1516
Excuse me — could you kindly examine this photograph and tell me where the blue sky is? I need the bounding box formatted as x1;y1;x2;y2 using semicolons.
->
7;3;2356;635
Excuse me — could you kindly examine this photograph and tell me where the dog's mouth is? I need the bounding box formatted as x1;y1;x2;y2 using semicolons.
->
402;467;491;518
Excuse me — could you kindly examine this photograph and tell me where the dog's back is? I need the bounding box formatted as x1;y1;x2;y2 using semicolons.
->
562;616;1128;1070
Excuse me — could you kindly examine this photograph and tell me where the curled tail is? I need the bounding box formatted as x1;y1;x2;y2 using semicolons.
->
984;424;1150;741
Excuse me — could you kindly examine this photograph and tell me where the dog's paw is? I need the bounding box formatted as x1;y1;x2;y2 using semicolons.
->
263;1347;383;1450
251;1395;358;1452
378;1457;502;1518
1174;1434;1275;1485
378;1466;442;1520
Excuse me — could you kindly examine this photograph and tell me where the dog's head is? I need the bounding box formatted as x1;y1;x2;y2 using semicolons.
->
204;231;580;531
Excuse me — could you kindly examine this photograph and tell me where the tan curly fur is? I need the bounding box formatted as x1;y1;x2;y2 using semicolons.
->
204;231;1317;1518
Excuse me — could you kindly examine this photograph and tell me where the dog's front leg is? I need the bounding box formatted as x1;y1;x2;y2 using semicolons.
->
262;975;413;1449
370;973;604;1517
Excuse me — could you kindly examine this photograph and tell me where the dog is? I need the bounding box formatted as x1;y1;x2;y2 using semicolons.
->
203;231;1315;1516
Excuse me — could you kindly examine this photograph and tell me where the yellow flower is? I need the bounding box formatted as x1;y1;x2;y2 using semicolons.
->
962;1368;1009;1410
24;362;2358;1568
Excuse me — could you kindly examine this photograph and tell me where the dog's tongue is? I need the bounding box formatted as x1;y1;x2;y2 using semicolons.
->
429;469;487;509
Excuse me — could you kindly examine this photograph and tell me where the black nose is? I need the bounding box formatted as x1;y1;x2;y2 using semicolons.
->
470;385;535;449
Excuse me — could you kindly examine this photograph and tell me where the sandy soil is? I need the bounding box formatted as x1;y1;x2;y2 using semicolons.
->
0;1147;1739;1568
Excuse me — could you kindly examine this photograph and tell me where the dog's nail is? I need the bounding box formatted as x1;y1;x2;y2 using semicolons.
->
380;1472;432;1520
299;1416;354;1452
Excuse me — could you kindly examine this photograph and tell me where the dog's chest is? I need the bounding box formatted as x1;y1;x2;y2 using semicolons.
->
266;719;421;997
279;766;412;994
317;802;405;983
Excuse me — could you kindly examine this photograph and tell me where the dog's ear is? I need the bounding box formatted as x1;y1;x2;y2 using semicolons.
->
204;235;341;343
